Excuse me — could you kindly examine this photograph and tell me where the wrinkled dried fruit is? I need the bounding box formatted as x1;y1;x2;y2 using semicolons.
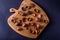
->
34;9;40;13
17;27;23;31
22;6;28;11
27;18;33;21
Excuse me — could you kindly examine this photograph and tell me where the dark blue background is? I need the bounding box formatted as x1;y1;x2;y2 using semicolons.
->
0;0;60;40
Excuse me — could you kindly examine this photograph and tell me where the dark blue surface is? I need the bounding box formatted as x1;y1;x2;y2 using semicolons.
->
0;0;60;40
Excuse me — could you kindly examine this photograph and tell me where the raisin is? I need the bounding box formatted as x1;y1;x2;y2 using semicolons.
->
22;23;25;27
25;6;28;8
13;20;23;26
35;18;40;22
35;18;43;22
19;20;23;23
29;29;36;34
29;23;36;26
16;23;22;26
32;13;37;17
24;24;29;27
44;20;48;23
35;30;40;34
27;18;33;21
36;24;40;29
26;11;33;14
26;27;29;30
32;31;36;34
20;13;27;16
36;24;43;29
41;15;43;18
35;25;43;31
22;6;28;11
12;19;16;23
22;7;26;11
14;22;19;26
40;19;44;22
34;9;40;13
22;23;28;27
17;27;23;31
22;17;26;22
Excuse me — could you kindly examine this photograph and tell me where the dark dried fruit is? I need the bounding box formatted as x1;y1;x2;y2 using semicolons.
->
34;9;40;13
40;19;44;22
22;17;26;22
29;29;36;34
35;25;43;30
29;23;36;26
12;18;22;26
25;6;28;8
22;6;28;11
26;27;29;30
32;13;37;17
12;19;16;23
22;23;25;27
27;18;33;21
29;29;32;33
12;20;22;26
36;24;43;29
22;23;28;27
19;20;23;23
41;15;43;18
44;20;48;23
35;18;40;22
24;24;29;27
14;22;19;26
26;11;33;14
35;30;40;34
20;13;27;16
12;19;22;26
35;18;43;22
16;23;22;26
22;7;26;11
36;24;41;29
32;31;36;34
17;27;23;31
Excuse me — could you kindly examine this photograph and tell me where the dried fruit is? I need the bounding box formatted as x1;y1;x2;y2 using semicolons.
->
22;6;28;11
34;9;40;13
27;17;33;21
